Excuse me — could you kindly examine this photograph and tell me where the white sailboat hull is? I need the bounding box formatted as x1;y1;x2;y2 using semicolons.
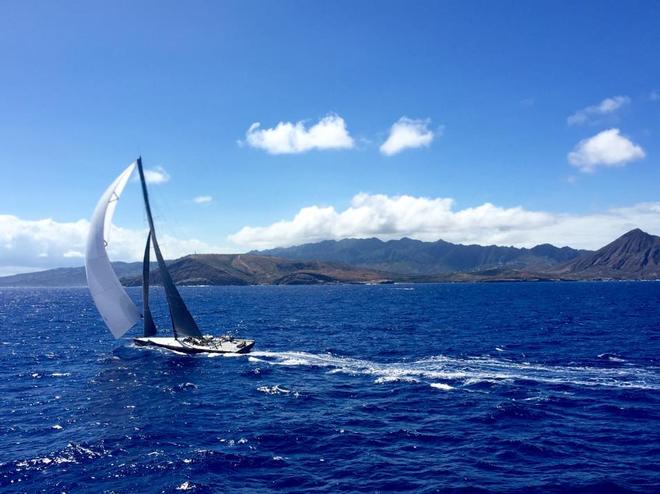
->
134;336;255;354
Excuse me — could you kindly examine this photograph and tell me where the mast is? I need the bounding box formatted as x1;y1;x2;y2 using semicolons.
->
142;231;158;337
136;157;203;338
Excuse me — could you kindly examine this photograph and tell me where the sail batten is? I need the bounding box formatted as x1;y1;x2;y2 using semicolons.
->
85;163;141;338
136;157;203;338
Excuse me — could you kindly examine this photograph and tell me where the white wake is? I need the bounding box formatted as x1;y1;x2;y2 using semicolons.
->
247;351;660;390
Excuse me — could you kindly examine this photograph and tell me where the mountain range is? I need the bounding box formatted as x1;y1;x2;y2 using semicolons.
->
0;229;658;287
256;238;589;274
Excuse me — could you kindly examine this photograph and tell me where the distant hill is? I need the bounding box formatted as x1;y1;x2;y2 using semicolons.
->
0;262;143;287
0;255;390;287
122;254;390;286
255;237;588;274
553;229;660;280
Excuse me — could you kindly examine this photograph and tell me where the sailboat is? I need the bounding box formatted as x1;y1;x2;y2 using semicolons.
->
84;158;255;354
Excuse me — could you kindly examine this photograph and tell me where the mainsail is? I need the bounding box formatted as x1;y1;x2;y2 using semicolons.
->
142;232;158;337
85;162;141;338
136;157;203;338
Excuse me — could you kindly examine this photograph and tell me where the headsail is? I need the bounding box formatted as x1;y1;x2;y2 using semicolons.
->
142;232;158;337
136;157;203;338
85;162;141;338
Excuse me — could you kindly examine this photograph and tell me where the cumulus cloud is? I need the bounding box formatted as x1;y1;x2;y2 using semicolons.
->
568;128;645;172
143;166;170;184
567;96;630;125
0;214;221;275
380;117;435;156
228;193;660;251
4;194;659;275
242;114;354;154
193;195;213;204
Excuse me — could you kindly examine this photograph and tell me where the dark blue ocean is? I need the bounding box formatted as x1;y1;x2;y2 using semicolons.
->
1;283;659;493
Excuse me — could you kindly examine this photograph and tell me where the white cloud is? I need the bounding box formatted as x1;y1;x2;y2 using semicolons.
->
380;117;435;156
4;193;660;276
0;214;222;275
228;193;660;251
242;114;354;154
143;166;170;184
650;91;660;102
567;96;630;125
568;128;645;172
193;195;213;204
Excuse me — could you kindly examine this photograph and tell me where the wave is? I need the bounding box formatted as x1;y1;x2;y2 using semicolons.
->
248;351;660;390
7;442;109;473
257;385;297;396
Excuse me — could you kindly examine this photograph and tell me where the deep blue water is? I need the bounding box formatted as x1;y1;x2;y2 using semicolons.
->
1;283;659;493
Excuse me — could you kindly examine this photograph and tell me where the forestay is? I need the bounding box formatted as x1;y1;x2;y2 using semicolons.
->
85;162;141;338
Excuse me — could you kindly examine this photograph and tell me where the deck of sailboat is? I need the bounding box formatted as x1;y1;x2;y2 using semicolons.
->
134;336;255;354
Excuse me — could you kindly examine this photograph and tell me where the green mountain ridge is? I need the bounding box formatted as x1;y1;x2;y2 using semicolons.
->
255;237;589;274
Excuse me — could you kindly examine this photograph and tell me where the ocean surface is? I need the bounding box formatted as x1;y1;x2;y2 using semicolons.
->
1;283;659;493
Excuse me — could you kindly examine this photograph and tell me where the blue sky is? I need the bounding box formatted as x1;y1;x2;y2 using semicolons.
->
1;1;659;273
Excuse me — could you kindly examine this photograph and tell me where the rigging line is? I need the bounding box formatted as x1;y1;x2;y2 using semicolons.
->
146;184;181;256
147;171;197;256
137;157;203;338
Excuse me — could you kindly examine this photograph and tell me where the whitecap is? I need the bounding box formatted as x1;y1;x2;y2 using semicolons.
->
257;385;291;395
177;383;197;391
598;353;626;362
374;375;419;384
430;383;454;391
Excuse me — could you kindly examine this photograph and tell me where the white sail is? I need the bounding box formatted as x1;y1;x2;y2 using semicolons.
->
85;162;140;338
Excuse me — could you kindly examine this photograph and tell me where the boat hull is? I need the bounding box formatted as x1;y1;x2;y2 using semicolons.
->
133;336;255;354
